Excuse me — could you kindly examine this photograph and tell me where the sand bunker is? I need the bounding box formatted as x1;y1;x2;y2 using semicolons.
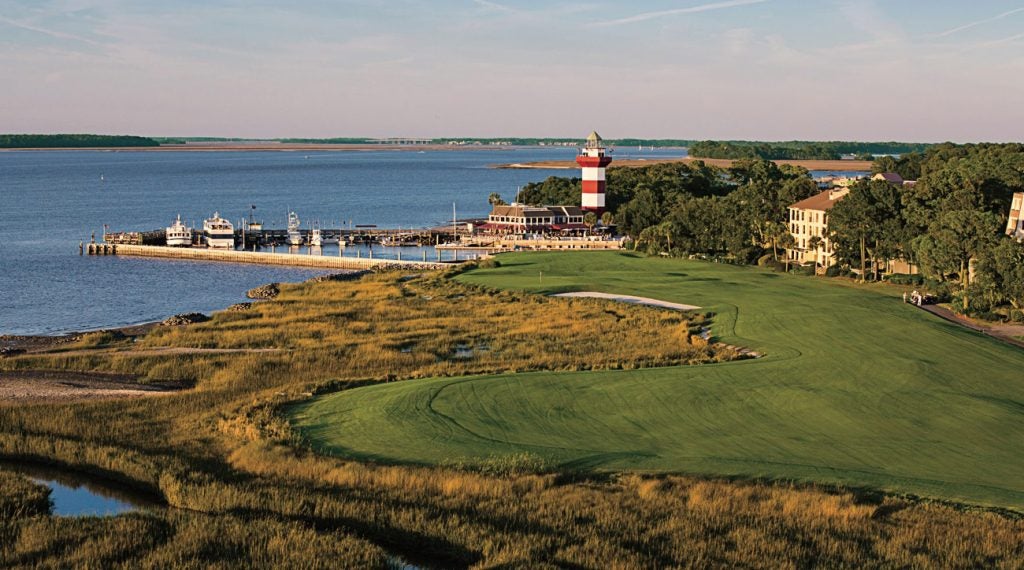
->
0;371;182;404
553;292;700;311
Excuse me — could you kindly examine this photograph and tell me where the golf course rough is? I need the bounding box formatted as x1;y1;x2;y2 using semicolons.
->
290;252;1024;511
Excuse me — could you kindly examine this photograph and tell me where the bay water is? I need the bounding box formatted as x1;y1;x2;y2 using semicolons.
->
0;147;683;335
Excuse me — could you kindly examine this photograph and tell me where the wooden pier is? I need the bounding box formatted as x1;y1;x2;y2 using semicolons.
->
86;244;454;270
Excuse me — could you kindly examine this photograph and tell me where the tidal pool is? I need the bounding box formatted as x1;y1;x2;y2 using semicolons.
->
0;461;162;516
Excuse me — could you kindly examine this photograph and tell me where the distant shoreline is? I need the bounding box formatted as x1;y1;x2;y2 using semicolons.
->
494;157;874;172
0;143;505;153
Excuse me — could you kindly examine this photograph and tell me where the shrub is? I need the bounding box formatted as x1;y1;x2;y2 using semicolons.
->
824;265;845;278
797;264;816;276
885;273;924;286
449;452;554;476
72;331;127;349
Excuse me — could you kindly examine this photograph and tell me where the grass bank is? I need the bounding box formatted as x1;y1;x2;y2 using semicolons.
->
2;262;1022;566
292;252;1024;510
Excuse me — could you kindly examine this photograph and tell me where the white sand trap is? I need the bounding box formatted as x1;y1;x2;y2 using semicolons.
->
553;292;700;311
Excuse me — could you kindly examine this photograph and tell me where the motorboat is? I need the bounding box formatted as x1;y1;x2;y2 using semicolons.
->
166;214;193;247
286;211;303;246
203;212;235;248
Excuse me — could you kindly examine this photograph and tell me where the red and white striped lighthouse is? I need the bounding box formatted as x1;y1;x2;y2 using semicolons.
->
576;131;612;214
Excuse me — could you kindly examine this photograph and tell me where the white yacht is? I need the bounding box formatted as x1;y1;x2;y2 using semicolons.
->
203;212;235;248
166;215;193;247
309;226;323;247
286;211;303;246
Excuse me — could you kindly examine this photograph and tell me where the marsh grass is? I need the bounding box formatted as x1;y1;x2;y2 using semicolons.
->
0;471;51;520
0;270;1021;567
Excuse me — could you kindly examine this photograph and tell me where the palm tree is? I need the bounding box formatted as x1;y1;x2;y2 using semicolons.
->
808;236;823;276
583;211;598;236
778;232;796;272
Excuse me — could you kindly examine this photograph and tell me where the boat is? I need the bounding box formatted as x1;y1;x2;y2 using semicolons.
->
165;214;193;247
286;211;303;246
243;205;262;232
203;212;235;248
309;223;323;247
321;228;340;245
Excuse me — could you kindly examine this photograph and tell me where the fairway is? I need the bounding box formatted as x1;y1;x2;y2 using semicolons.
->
290;252;1024;510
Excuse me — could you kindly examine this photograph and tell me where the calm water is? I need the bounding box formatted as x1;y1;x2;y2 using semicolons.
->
0;147;684;335
0;462;161;516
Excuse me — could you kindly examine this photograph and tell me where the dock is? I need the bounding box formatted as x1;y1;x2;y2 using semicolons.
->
86;244;454;270
437;236;625;253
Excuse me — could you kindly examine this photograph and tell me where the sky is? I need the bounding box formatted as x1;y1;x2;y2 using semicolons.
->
1;0;1023;141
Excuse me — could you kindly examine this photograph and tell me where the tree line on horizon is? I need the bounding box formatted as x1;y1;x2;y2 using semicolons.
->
688;140;934;161
0;134;160;148
517;143;1024;320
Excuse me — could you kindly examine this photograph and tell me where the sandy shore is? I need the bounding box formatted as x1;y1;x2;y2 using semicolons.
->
0;323;158;355
495;156;874;172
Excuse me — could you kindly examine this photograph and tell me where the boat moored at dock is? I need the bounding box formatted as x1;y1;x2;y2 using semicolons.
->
203;212;235;248
287;211;303;246
165;215;193;247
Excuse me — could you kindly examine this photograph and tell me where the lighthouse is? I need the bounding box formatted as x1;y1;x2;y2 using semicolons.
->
576;131;612;215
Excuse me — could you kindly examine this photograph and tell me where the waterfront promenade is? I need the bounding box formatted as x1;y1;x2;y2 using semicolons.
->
87;244;453;270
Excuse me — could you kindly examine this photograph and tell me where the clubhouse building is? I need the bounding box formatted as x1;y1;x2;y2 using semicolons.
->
480;204;589;235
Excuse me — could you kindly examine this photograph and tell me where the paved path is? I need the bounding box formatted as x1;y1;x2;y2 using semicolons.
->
919;304;1024;350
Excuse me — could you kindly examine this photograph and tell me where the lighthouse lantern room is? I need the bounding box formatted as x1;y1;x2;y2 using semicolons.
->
576;131;613;215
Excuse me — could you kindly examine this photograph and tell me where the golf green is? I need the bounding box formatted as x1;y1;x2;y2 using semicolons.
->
290;252;1024;510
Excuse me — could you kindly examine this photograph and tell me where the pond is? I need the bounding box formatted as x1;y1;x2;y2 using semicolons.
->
0;461;163;516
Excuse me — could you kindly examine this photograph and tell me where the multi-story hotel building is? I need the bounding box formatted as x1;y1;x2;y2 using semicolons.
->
786;188;850;268
1007;192;1024;239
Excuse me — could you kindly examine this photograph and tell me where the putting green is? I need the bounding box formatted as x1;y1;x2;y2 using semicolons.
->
290;252;1024;509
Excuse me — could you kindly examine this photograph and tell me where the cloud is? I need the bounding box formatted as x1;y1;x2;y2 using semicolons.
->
933;6;1024;38
0;15;103;46
470;0;519;14
588;0;768;28
972;30;1024;49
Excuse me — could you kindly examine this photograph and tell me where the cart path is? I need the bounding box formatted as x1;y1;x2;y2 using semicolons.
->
919;304;1024;350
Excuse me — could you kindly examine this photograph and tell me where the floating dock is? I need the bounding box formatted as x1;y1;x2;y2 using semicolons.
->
86;244;454;270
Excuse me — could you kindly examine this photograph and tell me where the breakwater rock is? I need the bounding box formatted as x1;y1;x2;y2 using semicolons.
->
305;271;370;284
246;283;280;300
160;313;210;326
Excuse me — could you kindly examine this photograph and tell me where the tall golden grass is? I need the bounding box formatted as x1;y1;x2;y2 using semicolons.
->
0;271;1021;567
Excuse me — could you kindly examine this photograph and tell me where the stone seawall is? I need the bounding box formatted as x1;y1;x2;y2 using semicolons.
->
87;244;453;271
